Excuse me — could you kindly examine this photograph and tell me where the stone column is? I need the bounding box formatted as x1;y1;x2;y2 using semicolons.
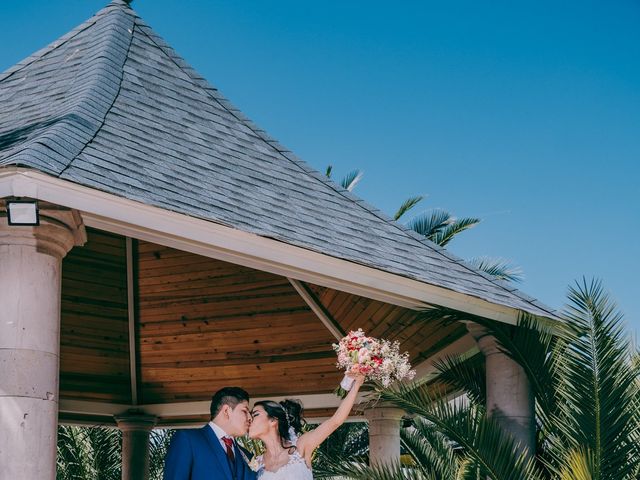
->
365;406;404;465
115;412;157;480
467;322;535;455
0;203;86;480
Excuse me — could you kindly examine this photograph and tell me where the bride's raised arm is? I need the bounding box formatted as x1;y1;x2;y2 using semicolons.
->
297;374;365;460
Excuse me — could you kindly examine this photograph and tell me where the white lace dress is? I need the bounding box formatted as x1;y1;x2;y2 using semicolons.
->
256;451;313;480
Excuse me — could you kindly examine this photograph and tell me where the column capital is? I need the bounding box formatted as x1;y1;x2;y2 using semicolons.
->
115;411;158;432
0;201;86;259
465;321;502;356
116;411;156;480
363;404;405;423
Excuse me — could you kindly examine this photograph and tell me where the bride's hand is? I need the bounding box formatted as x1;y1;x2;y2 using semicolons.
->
347;372;365;387
299;372;365;459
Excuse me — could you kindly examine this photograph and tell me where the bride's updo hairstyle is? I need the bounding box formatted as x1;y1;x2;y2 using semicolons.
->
254;399;305;448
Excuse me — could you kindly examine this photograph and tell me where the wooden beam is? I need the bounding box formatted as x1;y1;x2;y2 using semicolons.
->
126;237;138;405
288;278;345;340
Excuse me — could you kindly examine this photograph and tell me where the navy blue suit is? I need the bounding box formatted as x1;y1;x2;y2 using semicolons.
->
163;426;256;480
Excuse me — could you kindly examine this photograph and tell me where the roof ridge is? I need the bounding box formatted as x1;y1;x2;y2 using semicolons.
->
2;5;136;175
0;3;126;84
130;15;556;317
57;11;138;177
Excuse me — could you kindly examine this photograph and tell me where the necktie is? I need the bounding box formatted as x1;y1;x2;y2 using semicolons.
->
222;436;235;462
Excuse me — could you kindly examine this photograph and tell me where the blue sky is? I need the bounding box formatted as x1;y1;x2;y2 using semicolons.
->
2;1;639;331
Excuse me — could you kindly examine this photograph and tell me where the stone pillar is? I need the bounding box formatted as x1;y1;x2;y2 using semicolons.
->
115;412;157;480
467;322;535;455
365;406;404;465
0;203;86;480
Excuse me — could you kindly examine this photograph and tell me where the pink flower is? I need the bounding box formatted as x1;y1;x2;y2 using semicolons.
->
334;329;415;389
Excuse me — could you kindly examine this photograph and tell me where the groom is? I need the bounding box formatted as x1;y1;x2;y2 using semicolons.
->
164;387;256;480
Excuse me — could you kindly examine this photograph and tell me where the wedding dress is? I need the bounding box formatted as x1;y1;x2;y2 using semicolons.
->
256;450;313;480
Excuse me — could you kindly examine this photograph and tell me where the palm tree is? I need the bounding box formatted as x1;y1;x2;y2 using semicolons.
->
391;195;523;282
312;422;369;470
325;165;363;192
57;425;121;480
325;166;521;282
56;425;175;480
149;429;175;480
466;256;524;283
316;279;640;479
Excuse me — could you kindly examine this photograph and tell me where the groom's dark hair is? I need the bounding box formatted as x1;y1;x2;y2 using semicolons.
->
210;387;250;419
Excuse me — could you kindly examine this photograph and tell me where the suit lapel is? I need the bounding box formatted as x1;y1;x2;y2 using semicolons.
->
233;443;247;479
199;425;234;480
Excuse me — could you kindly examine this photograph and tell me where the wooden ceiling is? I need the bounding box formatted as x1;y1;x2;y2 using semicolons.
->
60;229;129;403
59;228;467;414
137;240;339;402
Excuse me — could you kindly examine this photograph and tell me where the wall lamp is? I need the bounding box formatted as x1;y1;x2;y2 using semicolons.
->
6;200;40;226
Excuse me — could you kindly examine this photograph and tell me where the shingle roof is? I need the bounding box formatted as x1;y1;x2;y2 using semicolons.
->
0;0;555;318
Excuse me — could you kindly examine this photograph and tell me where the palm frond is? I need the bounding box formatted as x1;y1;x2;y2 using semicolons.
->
555;448;597;480
551;278;640;479
415;307;466;327
57;426;121;480
325;165;333;178
466;256;524;283
85;427;121;480
408;209;452;238
378;383;544;480
57;426;90;480
341;169;363;191
432;353;486;407
402;417;460;478
410;283;639;479
417;306;560;427
477;313;562;427
430;217;480;247
149;429;175;480
314;456;430;479
311;422;369;473
394;196;425;221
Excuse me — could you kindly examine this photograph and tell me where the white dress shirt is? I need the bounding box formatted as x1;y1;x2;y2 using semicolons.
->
209;421;234;452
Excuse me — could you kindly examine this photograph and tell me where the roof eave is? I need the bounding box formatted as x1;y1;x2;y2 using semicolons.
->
0;167;556;325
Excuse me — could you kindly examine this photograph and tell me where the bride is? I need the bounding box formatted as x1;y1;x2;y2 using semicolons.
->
248;374;365;479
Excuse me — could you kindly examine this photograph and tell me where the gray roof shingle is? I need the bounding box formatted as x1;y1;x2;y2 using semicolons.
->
0;0;555;318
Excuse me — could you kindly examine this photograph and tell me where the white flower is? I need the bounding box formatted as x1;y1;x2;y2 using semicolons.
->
358;347;371;361
247;457;260;472
333;329;415;390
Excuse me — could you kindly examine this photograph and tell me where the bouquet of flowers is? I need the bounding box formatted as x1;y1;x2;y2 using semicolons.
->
333;328;416;398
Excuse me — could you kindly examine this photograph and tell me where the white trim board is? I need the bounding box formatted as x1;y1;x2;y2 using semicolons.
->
58;392;368;420
0;168;536;324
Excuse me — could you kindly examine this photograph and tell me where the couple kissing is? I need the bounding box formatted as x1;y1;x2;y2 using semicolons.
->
164;374;364;480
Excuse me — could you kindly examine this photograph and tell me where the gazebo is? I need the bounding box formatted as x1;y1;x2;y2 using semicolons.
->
0;1;555;479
